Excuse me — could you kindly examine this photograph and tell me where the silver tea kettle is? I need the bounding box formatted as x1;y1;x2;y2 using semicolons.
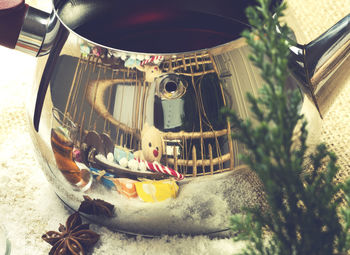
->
0;0;349;236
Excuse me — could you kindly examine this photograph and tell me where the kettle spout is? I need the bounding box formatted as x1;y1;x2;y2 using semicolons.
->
288;14;350;116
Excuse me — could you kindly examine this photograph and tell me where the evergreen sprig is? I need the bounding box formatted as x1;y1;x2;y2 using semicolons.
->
222;0;350;254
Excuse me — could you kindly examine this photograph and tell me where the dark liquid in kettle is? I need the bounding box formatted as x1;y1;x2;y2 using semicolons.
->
74;9;248;53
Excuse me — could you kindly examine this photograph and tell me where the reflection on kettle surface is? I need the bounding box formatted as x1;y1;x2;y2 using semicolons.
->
51;50;234;178
50;108;93;191
32;36;317;236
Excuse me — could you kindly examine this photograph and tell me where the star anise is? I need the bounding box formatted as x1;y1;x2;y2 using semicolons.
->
78;195;115;218
42;212;100;255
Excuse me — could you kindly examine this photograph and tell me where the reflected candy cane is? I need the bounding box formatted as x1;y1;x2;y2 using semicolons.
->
140;56;164;66
138;159;184;180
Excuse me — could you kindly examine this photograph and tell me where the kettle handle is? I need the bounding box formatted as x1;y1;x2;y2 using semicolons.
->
0;0;29;49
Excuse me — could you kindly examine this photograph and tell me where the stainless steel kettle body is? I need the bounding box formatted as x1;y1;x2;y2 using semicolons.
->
0;0;349;236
